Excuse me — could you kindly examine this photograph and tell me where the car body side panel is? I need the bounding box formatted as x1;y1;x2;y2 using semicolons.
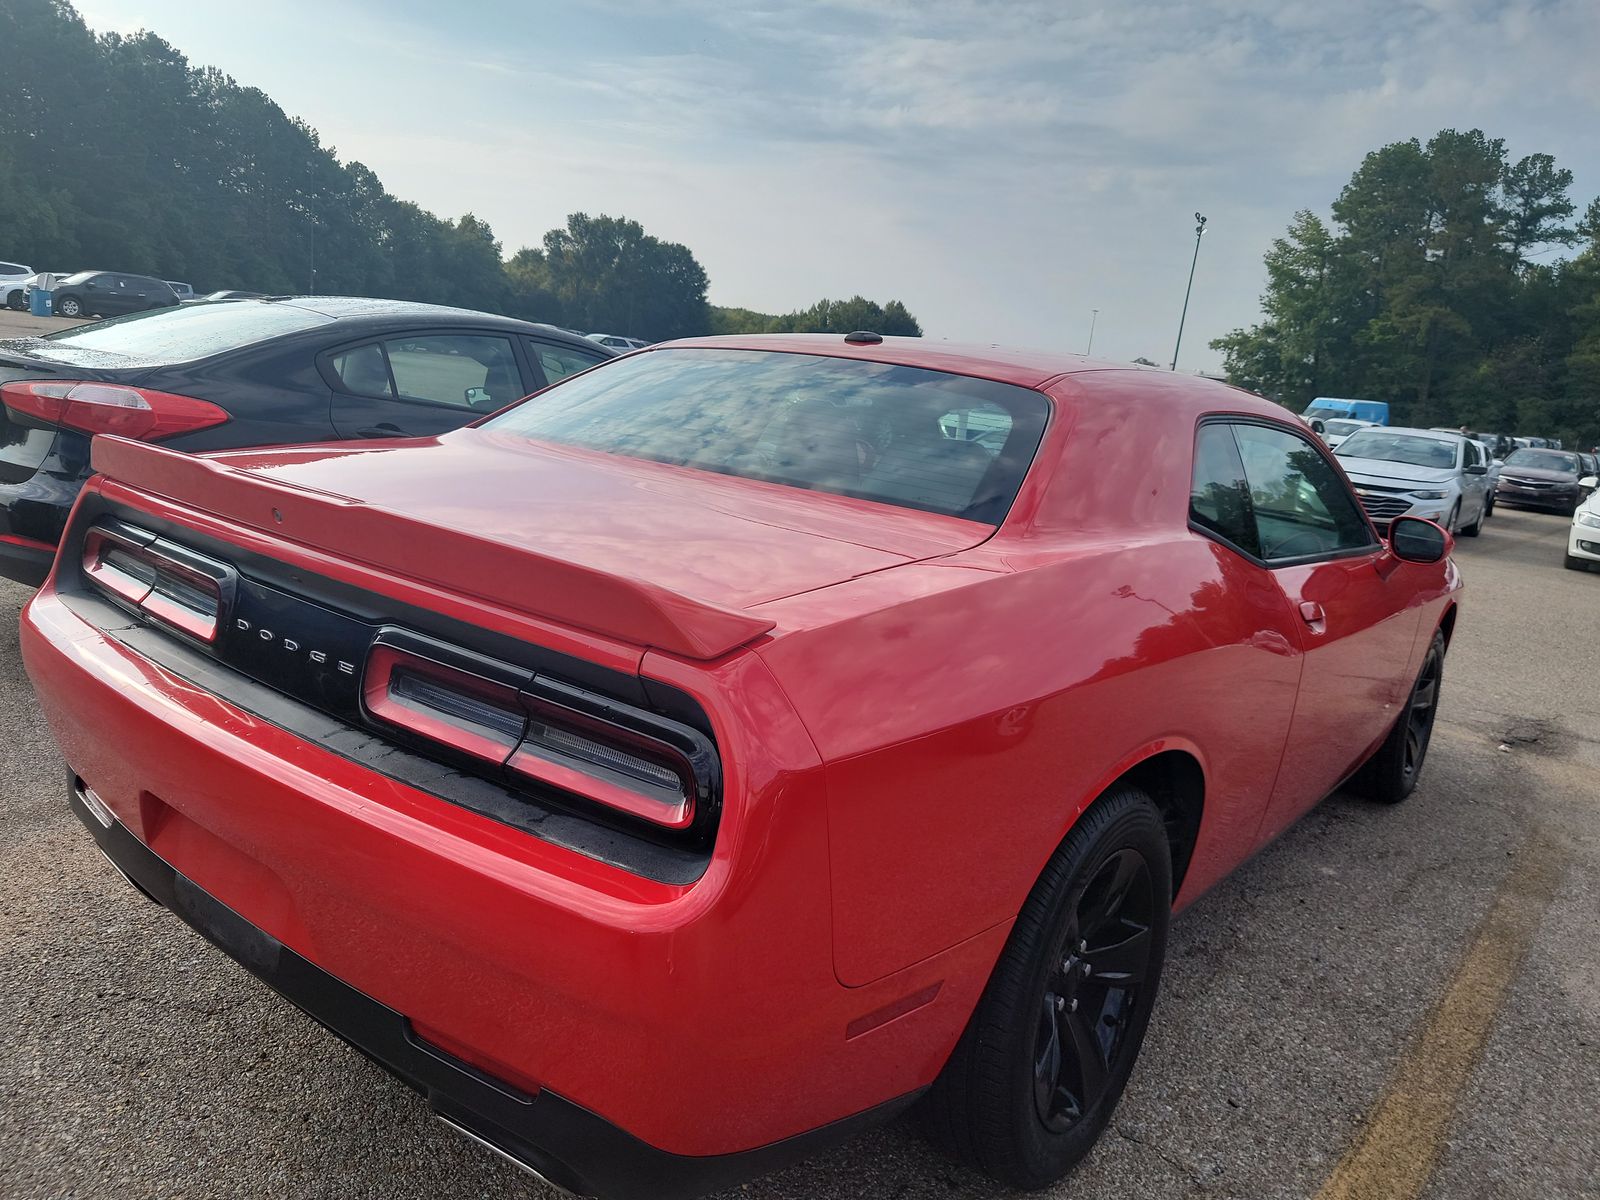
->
1254;552;1423;843
757;536;1304;987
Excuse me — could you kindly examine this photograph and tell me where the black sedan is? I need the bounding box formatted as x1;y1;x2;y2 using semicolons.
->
0;297;614;585
1494;447;1590;515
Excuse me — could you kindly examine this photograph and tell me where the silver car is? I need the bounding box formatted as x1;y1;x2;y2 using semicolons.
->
1333;426;1492;537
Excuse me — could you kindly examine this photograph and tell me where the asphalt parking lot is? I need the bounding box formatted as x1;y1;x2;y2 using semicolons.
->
2;509;1597;1200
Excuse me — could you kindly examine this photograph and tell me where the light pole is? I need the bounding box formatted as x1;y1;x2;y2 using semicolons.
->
1170;212;1207;371
1086;308;1099;355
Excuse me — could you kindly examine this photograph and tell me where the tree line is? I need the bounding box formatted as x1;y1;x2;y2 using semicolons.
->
0;0;921;343
1213;129;1600;448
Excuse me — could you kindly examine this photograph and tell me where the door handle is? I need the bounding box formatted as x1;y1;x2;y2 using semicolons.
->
357;423;403;438
1299;601;1326;631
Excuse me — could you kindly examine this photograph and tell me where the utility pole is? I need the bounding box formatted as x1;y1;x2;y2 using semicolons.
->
1086;308;1099;355
1170;212;1207;370
308;220;317;295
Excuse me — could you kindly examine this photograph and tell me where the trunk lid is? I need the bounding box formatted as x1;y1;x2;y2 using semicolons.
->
91;429;995;659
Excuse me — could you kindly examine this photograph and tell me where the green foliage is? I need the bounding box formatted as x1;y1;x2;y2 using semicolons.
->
1214;129;1600;449
0;1;909;344
709;296;923;337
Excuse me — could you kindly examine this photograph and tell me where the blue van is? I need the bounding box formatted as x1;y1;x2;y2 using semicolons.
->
1303;397;1390;425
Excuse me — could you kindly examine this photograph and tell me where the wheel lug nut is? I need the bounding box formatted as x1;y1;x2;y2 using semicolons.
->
1055;995;1066;1011
1081;962;1092;977
1069;997;1079;1012
1078;940;1088;953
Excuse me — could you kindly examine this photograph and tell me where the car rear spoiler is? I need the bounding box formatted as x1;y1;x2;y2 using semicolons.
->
89;436;776;661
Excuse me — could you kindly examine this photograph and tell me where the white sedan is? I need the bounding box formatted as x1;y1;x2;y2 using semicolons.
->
1567;472;1600;571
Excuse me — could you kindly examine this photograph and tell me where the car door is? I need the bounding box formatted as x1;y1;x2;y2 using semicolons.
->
324;329;529;439
1221;419;1425;846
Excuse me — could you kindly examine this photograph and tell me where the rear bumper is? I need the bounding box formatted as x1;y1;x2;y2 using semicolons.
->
69;782;918;1199
22;584;996;1194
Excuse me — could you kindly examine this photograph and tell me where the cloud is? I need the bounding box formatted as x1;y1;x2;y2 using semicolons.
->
67;0;1600;367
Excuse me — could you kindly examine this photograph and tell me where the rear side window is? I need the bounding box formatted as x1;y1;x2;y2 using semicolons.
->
332;343;393;398
0;262;26;275
484;347;1050;522
1189;424;1260;557
531;340;607;383
30;301;331;364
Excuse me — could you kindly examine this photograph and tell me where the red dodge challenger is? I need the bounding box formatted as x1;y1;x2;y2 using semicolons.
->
21;335;1461;1197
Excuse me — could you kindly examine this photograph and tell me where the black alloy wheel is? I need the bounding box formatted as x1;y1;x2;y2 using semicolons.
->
1352;628;1446;804
920;786;1171;1189
1032;848;1156;1132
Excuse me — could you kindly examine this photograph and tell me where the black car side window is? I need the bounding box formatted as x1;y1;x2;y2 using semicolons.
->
331;343;394;399
1232;423;1375;562
1189;424;1261;558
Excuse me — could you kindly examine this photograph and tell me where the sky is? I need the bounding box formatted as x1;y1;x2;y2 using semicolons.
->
73;0;1600;371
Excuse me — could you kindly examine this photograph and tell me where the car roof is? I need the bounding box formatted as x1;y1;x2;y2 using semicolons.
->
189;296;596;345
647;333;1181;389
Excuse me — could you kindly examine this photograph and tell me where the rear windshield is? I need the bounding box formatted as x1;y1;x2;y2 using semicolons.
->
28;301;331;365
1323;419;1365;436
483;348;1051;523
1504;448;1580;473
1336;430;1458;469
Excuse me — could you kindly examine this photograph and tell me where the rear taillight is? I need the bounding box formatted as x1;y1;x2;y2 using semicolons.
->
1;380;229;440
362;630;718;834
81;523;231;643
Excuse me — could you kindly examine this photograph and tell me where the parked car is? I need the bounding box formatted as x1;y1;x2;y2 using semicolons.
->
20;335;1461;1199
1578;451;1600;493
34;271;181;319
586;332;650;351
1;260;34;310
166;281;197;300
1334;426;1491;536
1303;396;1390;425
1315;416;1375;450
1474;439;1502;516
1495;447;1589;514
1566;471;1600;570
1474;431;1517;460
0;296;613;585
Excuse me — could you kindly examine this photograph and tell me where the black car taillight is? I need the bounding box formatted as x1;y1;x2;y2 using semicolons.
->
360;629;718;835
81;522;230;643
2;380;230;440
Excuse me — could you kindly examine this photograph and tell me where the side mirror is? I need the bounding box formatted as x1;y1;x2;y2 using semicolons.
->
1308;418;1325;435
1464;463;1488;475
1581;475;1599;489
464;386;492;408
1389;516;1450;564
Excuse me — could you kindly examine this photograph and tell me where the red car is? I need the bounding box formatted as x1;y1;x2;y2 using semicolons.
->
21;336;1461;1198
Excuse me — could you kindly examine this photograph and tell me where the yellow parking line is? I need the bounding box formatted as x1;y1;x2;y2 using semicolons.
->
1312;829;1565;1200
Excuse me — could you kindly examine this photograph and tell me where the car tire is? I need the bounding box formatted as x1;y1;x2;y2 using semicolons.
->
919;785;1171;1190
1460;503;1483;537
1350;629;1445;805
1444;502;1460;534
55;295;83;317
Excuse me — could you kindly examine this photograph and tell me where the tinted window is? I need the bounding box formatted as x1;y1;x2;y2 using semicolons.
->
1463;439;1481;467
383;334;521;409
1233;424;1374;561
32;301;331;364
59;272;96;285
1336;430;1458;469
1503;448;1580;473
484;348;1051;522
531;340;607;383
0;262;26;275
1189;424;1260;556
